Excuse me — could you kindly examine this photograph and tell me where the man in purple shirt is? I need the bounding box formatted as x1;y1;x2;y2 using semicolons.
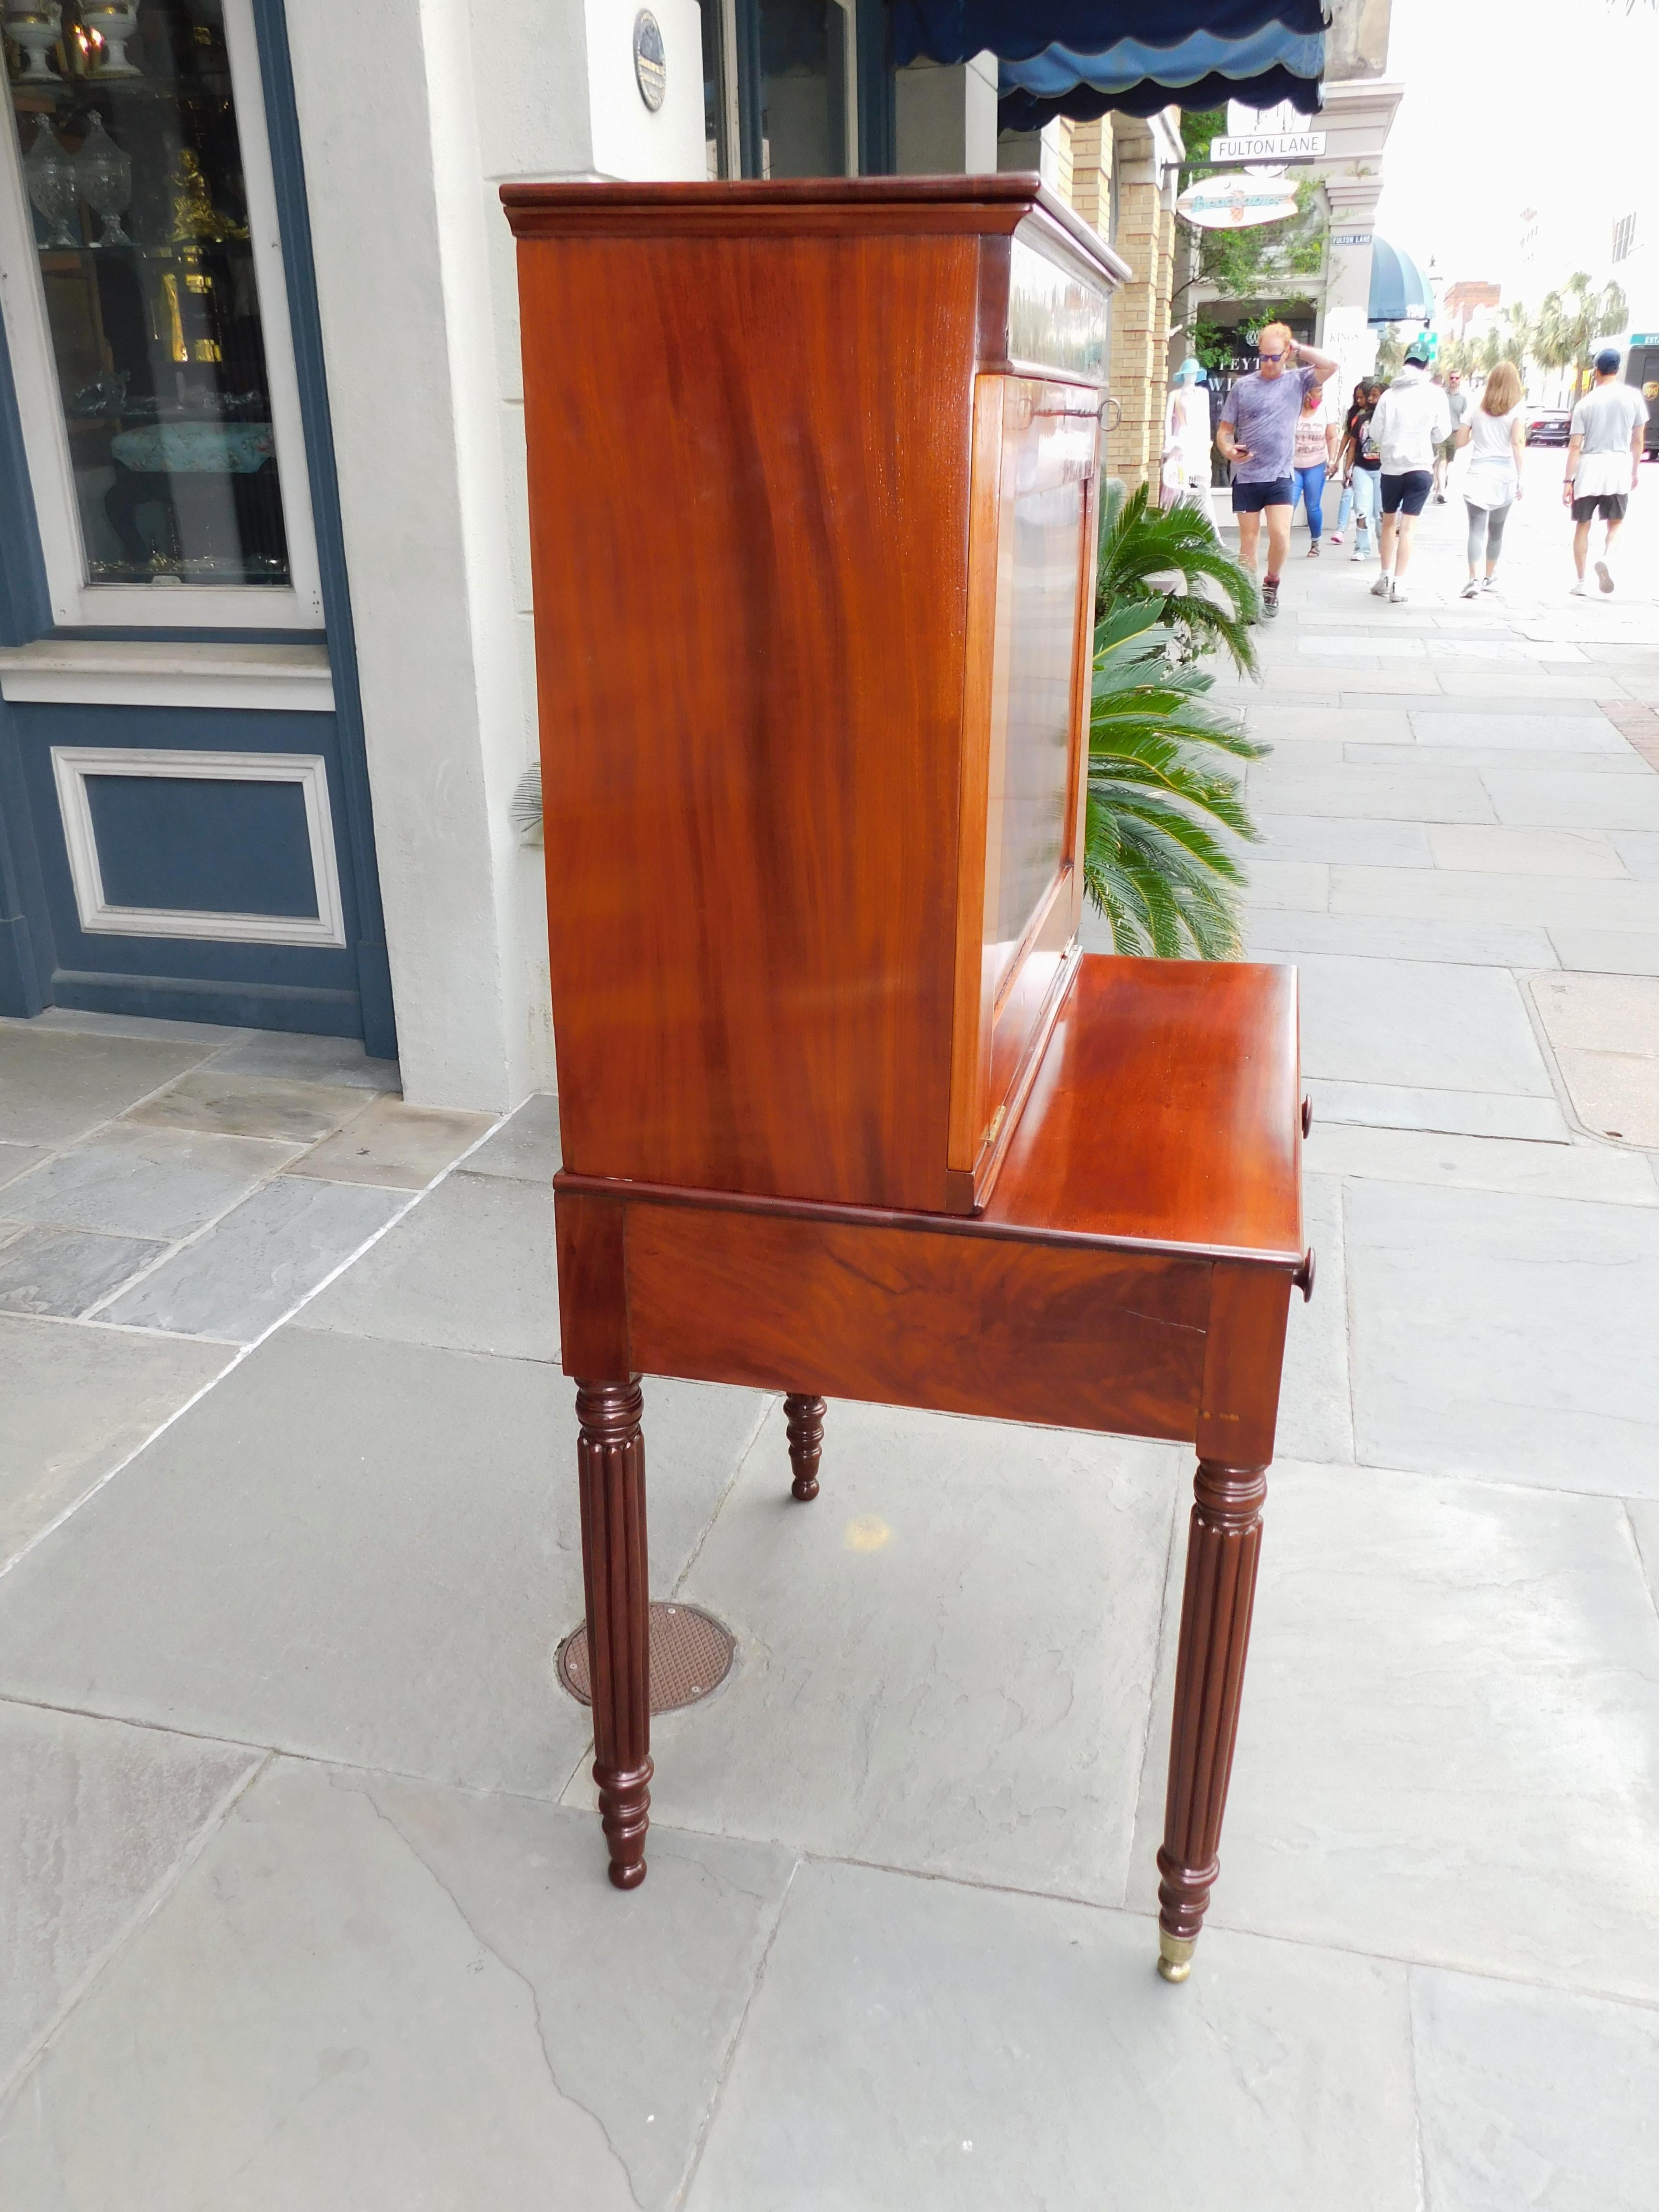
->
1216;321;1340;617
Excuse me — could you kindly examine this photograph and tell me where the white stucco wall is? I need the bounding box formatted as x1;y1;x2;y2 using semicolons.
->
286;0;703;1109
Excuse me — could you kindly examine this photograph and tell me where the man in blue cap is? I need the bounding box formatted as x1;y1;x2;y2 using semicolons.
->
1162;357;1217;527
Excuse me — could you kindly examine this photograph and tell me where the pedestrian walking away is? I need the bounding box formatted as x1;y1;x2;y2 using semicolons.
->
1455;360;1526;597
1292;382;1336;555
1327;381;1366;543
1565;346;1646;594
1433;371;1468;502
1367;345;1451;603
1161;356;1219;529
1334;380;1384;560
1216;321;1340;616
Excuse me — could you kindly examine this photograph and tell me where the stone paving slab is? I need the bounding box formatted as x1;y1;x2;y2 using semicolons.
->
0;1226;168;1320
1481;768;1659;829
0;1329;766;1798
684;1860;1419;2212
97;1176;407;1341
631;1396;1180;1904
1547;927;1659;974
1246;911;1559;969
1303;1078;1573;1142
0;1316;230;1573
1293;953;1554;1096
0;1032;210;1148
1127;1462;1659;1998
0;1758;793;2212
1306;1121;1656;1205
1411;1967;1659;2212
1345;1180;1659;1494
0;1123;298;1242
298;1170;558;1362
0;1702;257;2092
460;1091;561;1182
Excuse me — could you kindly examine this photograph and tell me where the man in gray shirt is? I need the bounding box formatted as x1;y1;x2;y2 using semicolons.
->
1566;347;1647;594
1216;320;1339;618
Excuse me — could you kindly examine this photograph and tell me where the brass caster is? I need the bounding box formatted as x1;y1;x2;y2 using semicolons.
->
1157;1930;1196;1984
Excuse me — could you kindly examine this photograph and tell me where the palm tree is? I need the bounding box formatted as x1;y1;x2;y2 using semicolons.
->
1085;603;1266;959
1373;323;1407;378
1538;273;1628;401
1094;482;1260;676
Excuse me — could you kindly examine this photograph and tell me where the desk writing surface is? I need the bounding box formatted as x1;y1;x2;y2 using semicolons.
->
987;955;1303;1264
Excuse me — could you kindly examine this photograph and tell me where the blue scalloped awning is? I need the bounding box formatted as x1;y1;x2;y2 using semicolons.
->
1368;238;1432;328
892;2;1326;128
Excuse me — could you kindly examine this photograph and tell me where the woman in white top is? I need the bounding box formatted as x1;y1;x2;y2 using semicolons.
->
1161;358;1218;528
1454;361;1527;598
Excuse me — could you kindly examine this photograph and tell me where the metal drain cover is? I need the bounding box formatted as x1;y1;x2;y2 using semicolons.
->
557;1601;735;1714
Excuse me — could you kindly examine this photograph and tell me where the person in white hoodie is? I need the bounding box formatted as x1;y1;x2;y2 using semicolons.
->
1365;345;1452;604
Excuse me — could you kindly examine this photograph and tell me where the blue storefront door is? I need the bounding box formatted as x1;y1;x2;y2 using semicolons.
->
0;0;393;1057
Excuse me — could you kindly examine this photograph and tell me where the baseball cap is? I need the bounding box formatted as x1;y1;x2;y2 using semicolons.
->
1595;346;1622;375
1404;343;1430;367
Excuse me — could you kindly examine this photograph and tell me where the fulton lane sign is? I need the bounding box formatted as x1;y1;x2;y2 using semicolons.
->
1210;129;1326;164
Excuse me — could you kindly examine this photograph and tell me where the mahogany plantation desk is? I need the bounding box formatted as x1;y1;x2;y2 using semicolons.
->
505;177;1310;1984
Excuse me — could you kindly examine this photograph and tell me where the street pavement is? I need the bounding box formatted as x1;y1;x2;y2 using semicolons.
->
0;447;1656;2206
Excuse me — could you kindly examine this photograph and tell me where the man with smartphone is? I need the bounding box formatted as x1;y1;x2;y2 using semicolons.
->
1216;323;1340;618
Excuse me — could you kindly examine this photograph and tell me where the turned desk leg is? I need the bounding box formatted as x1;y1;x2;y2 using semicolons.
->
575;1378;652;1889
784;1394;825;1501
1156;1458;1267;1982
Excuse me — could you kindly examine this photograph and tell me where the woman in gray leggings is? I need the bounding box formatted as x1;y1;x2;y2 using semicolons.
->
1456;361;1527;598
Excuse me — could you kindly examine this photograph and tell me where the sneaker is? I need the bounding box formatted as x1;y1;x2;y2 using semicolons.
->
1370;572;1392;597
1389;580;1407;604
1433;492;1447;504
1307;541;1321;558
1329;530;1344;544
1351;541;1368;562
1262;577;1280;618
1480;576;1497;592
1460;578;1480;599
1596;559;1614;594
1570;580;1590;597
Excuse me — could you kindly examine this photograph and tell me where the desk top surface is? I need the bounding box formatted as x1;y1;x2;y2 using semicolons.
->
986;955;1303;1266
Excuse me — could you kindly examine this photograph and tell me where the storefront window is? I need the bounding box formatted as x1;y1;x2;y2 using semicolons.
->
753;0;852;180
3;0;290;589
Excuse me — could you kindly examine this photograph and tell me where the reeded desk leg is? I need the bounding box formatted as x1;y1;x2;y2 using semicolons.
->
784;1393;825;1501
1156;1458;1267;1982
575;1378;652;1889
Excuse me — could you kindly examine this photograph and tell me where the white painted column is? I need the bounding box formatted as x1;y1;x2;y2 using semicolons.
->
286;0;703;1109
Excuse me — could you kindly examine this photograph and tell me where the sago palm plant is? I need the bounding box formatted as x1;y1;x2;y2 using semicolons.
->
1094;481;1260;673
1085;488;1267;958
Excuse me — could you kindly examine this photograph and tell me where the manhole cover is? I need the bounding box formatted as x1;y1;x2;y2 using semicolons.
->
556;1602;735;1714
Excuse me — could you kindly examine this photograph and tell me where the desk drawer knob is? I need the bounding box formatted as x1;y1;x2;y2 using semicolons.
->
1294;1248;1316;1302
1301;1097;1313;1138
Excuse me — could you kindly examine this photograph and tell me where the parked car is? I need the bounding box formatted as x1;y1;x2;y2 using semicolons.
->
1525;409;1571;446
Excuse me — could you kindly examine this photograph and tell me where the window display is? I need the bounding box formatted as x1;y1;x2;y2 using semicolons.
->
3;0;290;587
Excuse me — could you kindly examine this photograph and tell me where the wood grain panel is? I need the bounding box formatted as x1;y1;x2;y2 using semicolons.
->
517;227;978;1211
623;1197;1210;1440
989;955;1304;1263
555;1187;631;1379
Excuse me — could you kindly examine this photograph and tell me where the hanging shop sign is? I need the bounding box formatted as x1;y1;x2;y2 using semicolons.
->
1176;173;1298;231
1210;130;1326;164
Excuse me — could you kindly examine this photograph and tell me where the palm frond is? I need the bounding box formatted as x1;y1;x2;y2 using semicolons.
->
1094;482;1261;676
1084;486;1269;959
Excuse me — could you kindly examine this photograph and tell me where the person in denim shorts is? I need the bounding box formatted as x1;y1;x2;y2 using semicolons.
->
1216;321;1339;617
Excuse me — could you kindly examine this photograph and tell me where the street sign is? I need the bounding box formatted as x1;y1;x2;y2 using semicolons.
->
1210;129;1326;163
1332;232;1373;248
1176;172;1298;231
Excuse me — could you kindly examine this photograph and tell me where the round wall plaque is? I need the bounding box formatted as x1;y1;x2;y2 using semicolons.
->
633;11;666;112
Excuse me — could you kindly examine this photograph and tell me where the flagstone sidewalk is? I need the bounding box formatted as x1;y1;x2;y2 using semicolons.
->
0;454;1657;2208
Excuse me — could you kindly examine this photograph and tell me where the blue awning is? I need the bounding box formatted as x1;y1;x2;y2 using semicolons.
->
892;2;1326;127
1368;238;1432;328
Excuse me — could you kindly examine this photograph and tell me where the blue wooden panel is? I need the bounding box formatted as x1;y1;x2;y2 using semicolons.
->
85;773;319;919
